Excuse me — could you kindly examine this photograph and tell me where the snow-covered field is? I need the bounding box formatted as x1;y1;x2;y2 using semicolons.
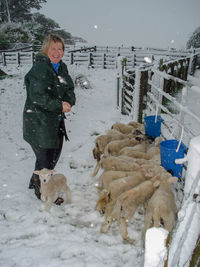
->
0;64;199;267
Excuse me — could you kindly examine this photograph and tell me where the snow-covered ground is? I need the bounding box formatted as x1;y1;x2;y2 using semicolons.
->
0;64;199;267
0;65;145;267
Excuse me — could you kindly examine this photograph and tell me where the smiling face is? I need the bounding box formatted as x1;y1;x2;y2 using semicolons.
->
47;41;64;64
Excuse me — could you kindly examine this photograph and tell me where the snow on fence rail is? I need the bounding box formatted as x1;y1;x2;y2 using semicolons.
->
0;45;196;69
118;52;200;267
168;135;200;267
0;50;141;68
118;54;200;147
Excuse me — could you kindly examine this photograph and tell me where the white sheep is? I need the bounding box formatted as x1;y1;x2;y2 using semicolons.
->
103;137;140;157
106;129;124;135
144;173;178;240
92;155;140;177
95;170;148;215
93;132;128;161
111;122;135;134
95;164;166;217
128;121;145;132
97;170;140;191
34;168;71;212
100;174;161;243
119;143;161;165
118;138;151;156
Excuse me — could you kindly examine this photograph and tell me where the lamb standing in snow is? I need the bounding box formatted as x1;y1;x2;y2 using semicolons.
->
34;168;71;212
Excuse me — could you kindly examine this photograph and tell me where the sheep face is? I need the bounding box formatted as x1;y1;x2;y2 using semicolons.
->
34;168;55;184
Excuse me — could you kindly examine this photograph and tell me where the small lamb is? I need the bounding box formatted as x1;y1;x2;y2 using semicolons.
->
34;168;71;212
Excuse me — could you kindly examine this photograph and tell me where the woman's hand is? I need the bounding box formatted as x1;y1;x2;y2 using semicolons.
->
62;101;71;113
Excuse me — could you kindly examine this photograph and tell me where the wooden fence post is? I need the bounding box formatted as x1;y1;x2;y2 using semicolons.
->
3;52;6;66
89;53;93;67
116;74;120;108
32;52;35;64
177;86;188;139
121;58;127;115
158;75;164;115
71;53;74;65
188;52;195;75
103;53;106;69
132;68;141;122
132;53;135;68
17;52;20;65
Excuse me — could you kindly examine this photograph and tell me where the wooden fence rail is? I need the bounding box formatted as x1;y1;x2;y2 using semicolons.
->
1;45;197;69
0;51;141;68
118;52;200;147
118;51;200;267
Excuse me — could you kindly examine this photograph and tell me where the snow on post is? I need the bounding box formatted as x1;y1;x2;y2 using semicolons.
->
184;135;200;197
144;227;169;267
132;68;141;122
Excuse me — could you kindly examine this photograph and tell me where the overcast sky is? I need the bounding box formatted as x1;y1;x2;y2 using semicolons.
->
39;0;200;49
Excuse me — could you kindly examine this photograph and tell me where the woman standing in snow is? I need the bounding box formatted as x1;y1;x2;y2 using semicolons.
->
23;34;76;203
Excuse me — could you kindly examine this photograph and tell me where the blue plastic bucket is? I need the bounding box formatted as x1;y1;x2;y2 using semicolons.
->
144;115;163;139
160;139;187;178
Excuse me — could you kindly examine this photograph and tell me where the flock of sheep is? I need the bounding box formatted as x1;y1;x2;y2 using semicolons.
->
92;121;178;245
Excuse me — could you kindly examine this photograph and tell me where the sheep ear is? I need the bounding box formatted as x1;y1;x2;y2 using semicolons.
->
33;170;40;175
145;171;153;177
50;169;56;174
153;180;160;187
168;177;178;183
155;137;163;146
154;173;160;179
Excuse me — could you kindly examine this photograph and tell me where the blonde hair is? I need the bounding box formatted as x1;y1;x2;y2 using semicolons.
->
41;34;65;55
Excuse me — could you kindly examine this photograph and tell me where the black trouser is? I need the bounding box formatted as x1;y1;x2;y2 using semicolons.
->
31;133;64;171
29;131;64;198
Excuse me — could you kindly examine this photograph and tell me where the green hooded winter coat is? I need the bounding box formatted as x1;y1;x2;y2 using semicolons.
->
23;53;76;149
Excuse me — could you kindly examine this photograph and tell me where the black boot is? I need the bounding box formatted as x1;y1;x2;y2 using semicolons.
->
29;173;41;199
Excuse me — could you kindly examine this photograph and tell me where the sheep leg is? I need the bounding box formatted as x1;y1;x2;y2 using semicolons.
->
100;215;114;233
118;204;137;244
45;199;53;212
162;213;175;233
95;199;106;214
104;199;117;218
92;159;102;177
143;213;154;244
40;194;47;202
95;190;108;214
118;218;136;244
64;185;71;204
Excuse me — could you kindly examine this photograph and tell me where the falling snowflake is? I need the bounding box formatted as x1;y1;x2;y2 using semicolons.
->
58;76;67;84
